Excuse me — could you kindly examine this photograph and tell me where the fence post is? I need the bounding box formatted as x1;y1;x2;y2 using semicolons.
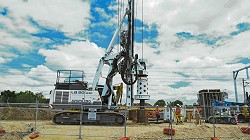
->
124;105;127;138
212;105;216;138
170;105;173;140
7;97;9;107
35;98;39;133
79;102;83;140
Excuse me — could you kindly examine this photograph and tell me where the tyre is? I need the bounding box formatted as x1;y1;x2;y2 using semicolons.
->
164;119;170;123
229;117;237;125
208;116;216;124
116;115;125;125
237;114;245;123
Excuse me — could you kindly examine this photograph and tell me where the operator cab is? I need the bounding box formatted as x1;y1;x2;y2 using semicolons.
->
49;70;102;110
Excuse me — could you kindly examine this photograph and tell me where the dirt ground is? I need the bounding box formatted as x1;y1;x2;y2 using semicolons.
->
0;120;249;140
0;107;55;120
0;107;249;140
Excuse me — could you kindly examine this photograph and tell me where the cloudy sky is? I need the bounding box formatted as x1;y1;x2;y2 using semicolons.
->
1;0;250;105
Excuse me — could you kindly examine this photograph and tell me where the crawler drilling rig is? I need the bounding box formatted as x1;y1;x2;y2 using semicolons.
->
49;0;149;125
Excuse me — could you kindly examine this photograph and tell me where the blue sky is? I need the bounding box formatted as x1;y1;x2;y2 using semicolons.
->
1;0;250;104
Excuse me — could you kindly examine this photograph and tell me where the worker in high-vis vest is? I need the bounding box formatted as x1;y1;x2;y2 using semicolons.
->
175;104;183;125
176;104;181;115
197;107;202;114
155;105;161;122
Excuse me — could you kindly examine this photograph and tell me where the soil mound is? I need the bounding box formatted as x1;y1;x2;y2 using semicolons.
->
0;107;55;120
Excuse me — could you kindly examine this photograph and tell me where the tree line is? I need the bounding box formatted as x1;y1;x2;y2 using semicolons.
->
0;90;49;103
0;90;183;106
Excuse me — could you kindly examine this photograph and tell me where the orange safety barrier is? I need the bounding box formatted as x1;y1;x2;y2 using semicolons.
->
240;127;250;134
29;134;39;139
233;113;250;134
163;127;175;135
146;111;154;118
120;137;130;140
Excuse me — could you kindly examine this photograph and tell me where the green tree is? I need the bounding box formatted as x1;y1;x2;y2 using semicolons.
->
168;100;184;107
154;99;166;107
0;90;16;103
1;90;49;103
16;90;37;103
173;100;183;106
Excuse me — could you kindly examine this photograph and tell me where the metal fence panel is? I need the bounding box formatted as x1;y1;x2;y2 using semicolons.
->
0;104;249;140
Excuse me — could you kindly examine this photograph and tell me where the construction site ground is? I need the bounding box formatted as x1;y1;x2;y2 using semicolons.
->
0;107;249;140
0;120;250;140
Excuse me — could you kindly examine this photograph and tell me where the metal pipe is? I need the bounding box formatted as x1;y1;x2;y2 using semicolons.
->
131;0;135;105
233;72;239;103
243;78;246;103
131;0;134;56
234;65;250;73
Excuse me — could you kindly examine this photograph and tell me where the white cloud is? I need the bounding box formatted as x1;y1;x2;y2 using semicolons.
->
21;64;32;68
125;35;250;104
39;40;105;68
0;12;38;34
38;40;106;83
0;0;91;36
123;0;250;104
0;65;56;96
0;57;6;64
1;0;250;105
212;31;250;62
95;7;110;19
0;49;17;61
141;0;249;32
132;0;250;50
0;31;33;51
177;56;223;68
27;65;56;84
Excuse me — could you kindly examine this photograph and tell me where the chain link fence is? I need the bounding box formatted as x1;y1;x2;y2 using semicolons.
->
0;103;249;140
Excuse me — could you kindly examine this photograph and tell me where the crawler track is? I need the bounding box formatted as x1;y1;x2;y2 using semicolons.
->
52;111;125;125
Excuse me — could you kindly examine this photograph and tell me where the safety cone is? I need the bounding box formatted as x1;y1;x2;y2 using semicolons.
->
211;138;219;140
120;137;130;140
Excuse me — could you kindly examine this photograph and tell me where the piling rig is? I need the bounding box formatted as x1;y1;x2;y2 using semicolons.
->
49;0;149;125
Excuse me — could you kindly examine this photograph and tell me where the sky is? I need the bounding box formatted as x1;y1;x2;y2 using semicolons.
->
1;0;250;105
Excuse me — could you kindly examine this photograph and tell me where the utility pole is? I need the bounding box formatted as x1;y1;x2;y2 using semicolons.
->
243;78;246;103
242;78;250;103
